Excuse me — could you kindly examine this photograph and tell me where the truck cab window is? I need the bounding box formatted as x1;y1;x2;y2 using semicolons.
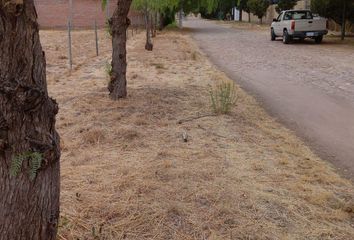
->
277;13;284;22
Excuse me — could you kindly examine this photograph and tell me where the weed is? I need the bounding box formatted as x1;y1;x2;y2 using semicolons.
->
166;21;179;30
151;63;165;69
105;62;112;78
105;20;112;37
210;81;238;114
10;151;43;180
191;51;198;60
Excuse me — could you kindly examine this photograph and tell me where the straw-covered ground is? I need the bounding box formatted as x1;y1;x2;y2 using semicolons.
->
40;28;354;239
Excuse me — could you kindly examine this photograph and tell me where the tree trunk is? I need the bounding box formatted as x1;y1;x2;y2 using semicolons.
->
144;8;153;51
0;1;61;239
341;0;346;41
108;0;133;99
151;12;156;38
159;13;164;31
178;8;183;28
248;12;251;23
239;7;243;21
154;12;158;36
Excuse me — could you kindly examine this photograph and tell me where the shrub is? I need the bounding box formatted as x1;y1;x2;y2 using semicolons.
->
210;81;238;114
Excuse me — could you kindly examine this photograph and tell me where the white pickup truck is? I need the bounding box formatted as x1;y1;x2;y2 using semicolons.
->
271;10;328;44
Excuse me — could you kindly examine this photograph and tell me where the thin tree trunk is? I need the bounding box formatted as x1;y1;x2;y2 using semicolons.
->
154;12;158;36
341;0;346;41
239;7;243;21
159;13;164;31
151;12;156;38
144;8;153;51
178;8;183;28
108;0;133;99
0;1;60;239
248;12;251;22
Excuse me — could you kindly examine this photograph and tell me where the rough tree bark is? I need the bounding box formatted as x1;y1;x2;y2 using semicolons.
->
0;0;60;239
108;0;133;99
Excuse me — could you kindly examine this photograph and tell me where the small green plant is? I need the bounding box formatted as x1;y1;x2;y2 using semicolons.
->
105;62;112;77
209;81;238;114
191;51;198;61
91;225;103;239
165;21;178;30
105;20;112;37
151;62;165;69
10;151;43;180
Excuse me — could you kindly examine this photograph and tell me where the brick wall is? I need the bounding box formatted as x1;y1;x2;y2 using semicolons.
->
34;0;144;29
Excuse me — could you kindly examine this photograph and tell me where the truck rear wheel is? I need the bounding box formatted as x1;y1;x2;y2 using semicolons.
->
283;30;291;44
315;36;323;44
271;29;276;41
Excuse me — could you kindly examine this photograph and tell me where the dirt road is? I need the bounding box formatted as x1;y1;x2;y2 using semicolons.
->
185;19;354;180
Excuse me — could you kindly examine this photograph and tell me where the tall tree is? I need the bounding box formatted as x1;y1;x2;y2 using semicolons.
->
104;0;133;99
275;0;298;14
247;0;270;24
0;0;61;239
132;0;179;50
238;0;251;22
311;0;354;40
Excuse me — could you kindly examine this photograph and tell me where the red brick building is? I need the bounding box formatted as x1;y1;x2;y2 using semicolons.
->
35;0;143;29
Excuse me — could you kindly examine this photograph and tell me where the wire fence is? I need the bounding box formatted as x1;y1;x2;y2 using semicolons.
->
34;0;145;70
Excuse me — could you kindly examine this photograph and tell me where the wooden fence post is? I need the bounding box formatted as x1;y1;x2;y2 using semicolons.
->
95;20;99;56
68;20;73;70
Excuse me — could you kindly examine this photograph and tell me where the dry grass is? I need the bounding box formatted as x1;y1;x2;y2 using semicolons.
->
40;29;354;240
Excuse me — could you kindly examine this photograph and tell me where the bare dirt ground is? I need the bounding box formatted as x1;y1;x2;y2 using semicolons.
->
185;18;354;181
40;29;354;239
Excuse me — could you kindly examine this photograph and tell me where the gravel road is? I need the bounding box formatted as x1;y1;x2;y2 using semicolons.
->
185;18;354;180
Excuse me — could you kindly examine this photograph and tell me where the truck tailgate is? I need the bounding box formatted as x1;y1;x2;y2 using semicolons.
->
295;18;326;31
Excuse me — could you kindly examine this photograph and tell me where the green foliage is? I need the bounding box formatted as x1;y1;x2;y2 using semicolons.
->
10;152;43;181
165;21;178;29
105;20;112;37
195;0;236;19
131;0;229;22
10;153;28;177
28;152;43;181
105;62;112;77
275;0;299;14
132;0;179;12
247;0;270;21
210;81;238;114
238;0;250;13
161;8;176;27
101;0;108;10
311;0;354;25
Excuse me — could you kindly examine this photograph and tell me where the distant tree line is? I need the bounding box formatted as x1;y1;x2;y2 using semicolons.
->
199;0;353;39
